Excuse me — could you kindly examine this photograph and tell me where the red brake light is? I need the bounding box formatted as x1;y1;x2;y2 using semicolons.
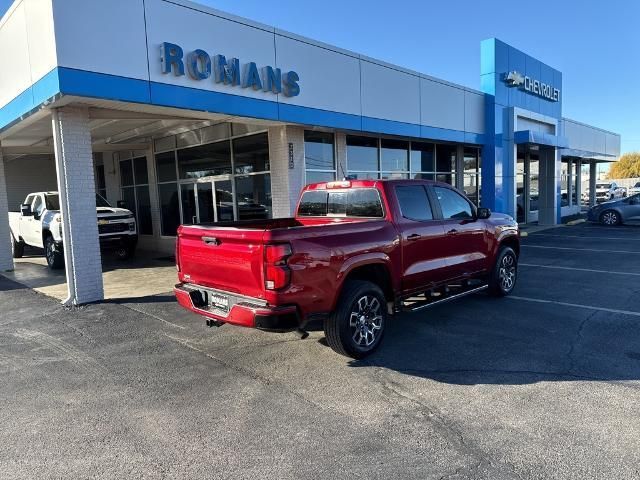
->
264;244;292;290
326;181;351;189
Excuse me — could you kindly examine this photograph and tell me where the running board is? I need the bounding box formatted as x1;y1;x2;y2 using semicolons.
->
402;284;488;313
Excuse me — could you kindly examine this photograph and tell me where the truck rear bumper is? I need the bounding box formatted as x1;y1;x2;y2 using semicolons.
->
174;283;299;331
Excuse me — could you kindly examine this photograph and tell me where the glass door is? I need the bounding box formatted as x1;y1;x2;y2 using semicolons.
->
212;178;235;222
180;182;197;225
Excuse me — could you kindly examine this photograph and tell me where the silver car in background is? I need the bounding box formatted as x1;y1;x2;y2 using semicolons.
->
587;193;640;225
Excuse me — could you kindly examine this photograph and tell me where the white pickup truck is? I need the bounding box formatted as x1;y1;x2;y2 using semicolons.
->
8;192;138;269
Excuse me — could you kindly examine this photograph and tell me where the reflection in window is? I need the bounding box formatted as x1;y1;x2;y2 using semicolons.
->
120;156;153;235
435;186;473;219
410;142;435;174
347;136;378;173
305;131;336;184
233;133;269;174
158;183;180;236
178;141;232;179
234;174;272;220
380;139;409;174
396;185;433;221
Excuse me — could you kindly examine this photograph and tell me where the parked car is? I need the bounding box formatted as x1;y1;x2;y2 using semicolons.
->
174;179;520;358
627;182;640;196
595;182;626;203
9;192;137;269
587;193;640;226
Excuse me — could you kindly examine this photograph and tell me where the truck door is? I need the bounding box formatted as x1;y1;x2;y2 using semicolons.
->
393;184;451;294
23;195;44;247
431;186;488;277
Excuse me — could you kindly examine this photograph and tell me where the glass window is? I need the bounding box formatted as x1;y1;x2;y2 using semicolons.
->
235;173;272;220
298;191;328;216
158;183;180;236
434;186;473;219
381;172;409;180
410;142;435;174
136;186;152;235
96;194;111;208
306;170;335;185
346;189;384;217
463;175;480;205
178;141;232;179
133;157;149;185
156;152;177;183
233;133;269;174
436;144;456;173
95;164;107;199
120;159;134;186
347;136;378;172
297;189;383;218
304;131;335;171
32;196;44;217
396;185;433;221
121;187;136;217
380;139;408;173
44;194;59;211
348;171;379;180
436;174;455;186
463;147;479;173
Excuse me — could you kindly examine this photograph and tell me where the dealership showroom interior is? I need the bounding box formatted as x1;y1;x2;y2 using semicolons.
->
0;0;621;306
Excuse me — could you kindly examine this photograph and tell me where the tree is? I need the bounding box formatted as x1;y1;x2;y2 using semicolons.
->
608;152;640;179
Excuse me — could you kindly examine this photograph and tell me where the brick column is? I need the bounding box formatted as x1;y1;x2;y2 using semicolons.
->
0;145;14;272
268;126;305;218
52;107;104;305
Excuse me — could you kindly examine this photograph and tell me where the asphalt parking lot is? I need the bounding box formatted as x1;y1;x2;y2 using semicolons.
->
1;222;639;479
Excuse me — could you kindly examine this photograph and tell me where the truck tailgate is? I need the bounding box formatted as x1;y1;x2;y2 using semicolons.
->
177;225;266;299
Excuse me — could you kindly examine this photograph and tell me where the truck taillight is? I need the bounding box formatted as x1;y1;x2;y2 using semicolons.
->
264;243;292;290
175;236;181;273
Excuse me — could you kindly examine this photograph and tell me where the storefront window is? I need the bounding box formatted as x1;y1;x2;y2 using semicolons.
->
235;174;272;220
120;156;153;235
178;141;232;179
410;142;435;176
380;139;409;176
347;136;378;176
463;147;481;205
95;164;107;199
155;129;272;234
233;133;269;174
435;144;456;176
304;131;335;184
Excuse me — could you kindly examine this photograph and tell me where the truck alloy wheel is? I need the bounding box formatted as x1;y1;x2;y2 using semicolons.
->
44;236;64;270
600;210;619;226
489;247;518;296
324;280;387;359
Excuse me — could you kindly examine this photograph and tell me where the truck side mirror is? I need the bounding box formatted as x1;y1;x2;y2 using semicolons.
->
20;204;33;217
117;200;127;209
476;207;491;219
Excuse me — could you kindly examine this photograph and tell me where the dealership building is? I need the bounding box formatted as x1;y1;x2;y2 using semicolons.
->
0;0;621;304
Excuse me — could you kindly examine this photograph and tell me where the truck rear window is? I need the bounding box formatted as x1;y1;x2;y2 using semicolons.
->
298;189;384;217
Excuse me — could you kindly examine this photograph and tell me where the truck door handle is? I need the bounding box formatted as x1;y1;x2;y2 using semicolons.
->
447;229;459;235
202;236;220;246
407;234;421;241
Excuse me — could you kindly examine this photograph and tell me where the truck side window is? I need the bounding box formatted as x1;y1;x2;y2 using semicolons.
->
396;185;433;221
434;187;473;219
32;196;44;218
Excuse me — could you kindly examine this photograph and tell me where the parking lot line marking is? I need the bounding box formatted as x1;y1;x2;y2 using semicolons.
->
508;296;640;318
522;245;640;254
530;233;635;241
520;263;640;277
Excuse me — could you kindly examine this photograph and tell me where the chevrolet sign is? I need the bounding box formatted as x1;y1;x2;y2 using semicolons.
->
503;71;560;102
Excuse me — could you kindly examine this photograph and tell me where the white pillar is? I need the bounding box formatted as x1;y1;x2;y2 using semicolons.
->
52;107;104;305
576;160;582;209
589;162;597;207
268;126;304;218
0;146;15;272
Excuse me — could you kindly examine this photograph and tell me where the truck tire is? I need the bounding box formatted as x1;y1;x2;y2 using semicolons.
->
488;246;518;297
11;233;24;258
114;244;136;261
324;280;387;359
44;235;64;270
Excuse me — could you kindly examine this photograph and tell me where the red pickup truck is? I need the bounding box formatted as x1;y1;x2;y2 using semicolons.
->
174;179;520;358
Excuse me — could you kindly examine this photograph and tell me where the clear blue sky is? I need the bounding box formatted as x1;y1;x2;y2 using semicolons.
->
1;0;638;154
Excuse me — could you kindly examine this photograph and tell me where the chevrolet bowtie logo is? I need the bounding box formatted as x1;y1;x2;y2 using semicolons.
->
503;71;525;87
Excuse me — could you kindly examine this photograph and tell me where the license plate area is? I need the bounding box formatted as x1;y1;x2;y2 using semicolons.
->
208;292;230;315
